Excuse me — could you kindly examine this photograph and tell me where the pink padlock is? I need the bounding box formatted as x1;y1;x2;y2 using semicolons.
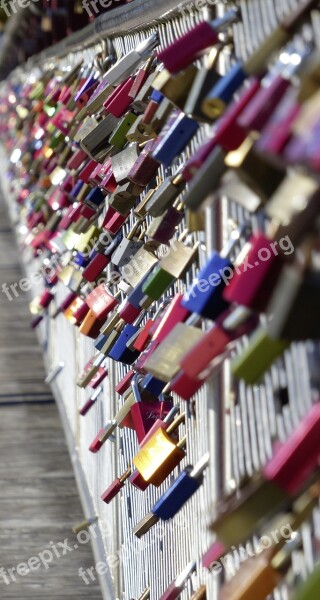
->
104;77;134;118
223;232;284;312
67;148;87;171
104;210;128;234
78;159;99;183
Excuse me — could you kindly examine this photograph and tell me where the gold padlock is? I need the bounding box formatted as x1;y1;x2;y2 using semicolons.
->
133;413;186;486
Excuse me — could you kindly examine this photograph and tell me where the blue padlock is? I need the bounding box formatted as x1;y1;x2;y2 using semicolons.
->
95;333;108;351
150;90;164;103
73;252;90;268
152;113;199;167
141;374;167;397
182;224;250;320
108;314;145;365
70;180;84;199
205;63;247;115
127;271;155;309
133;454;209;537
85;187;106;209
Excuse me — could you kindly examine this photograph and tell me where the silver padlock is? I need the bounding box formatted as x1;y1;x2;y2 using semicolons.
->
80;114;118;160
145;172;185;217
111;144;140;183
111;220;145;268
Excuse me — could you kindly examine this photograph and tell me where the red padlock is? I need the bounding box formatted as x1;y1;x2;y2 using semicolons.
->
101;468;131;504
82;253;110;283
104;77;134;118
89;366;108;389
115;370;135;395
86;284;119;320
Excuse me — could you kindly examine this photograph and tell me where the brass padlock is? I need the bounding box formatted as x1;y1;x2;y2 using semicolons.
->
144;322;203;381
121;244;158;288
152;65;198;109
108;182;144;216
133;413;186;486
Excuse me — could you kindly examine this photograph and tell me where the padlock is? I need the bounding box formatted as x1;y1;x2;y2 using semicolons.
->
144;172;185;218
134;188;158;218
151;112;199;167
159;562;196;600
79;309;105;339
133;320;154;352
102;34;158;90
152;65;198;109
85;187;106;210
92;388;138;447
104;77;135;118
184;47;223;122
181;224;250;319
121;243;158;288
218;484;320;600
131;69;161;112
127;139;160;187
238;46;311;134
111;143;140;183
142;239;199;301
109;112;138;149
133;453;209;537
96;325;124;357
108;182;144;216
133;412;186;486
89;366;108;389
144;321;204;382
108;313;145;364
157;10;238;74
101;467;132;504
203;1;317;117
80;115;118;160
129;374;173;444
129;408;180;491
111;220;145;269
126;114;156;143
210;403;320;549
141;96;173;135
150;294;190;345
103;208;128;235
129;57;155;99
79;387;102;417
218;548;281;600
179;308;257;382
85;284;119;320
222;232;286;313
115;370;135;395
231;326;289;385
64;296;89;326
82;253;110;283
77;353;105;388
146;202;184;245
267;264;320;341
117;298;142;325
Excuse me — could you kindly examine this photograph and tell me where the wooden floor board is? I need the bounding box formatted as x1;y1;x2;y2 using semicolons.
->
0;201;103;599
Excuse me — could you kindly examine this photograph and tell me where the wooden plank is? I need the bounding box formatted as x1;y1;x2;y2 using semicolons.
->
0;203;103;599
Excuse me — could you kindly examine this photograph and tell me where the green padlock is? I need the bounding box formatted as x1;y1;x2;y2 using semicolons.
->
142;239;198;301
29;81;45;100
109;112;138;150
49;130;65;150
231;326;290;385
293;568;320;600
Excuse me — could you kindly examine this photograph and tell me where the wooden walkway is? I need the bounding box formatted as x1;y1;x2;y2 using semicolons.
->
0;201;102;598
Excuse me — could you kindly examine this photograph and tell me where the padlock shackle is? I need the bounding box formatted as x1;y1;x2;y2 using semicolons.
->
166;412;186;435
